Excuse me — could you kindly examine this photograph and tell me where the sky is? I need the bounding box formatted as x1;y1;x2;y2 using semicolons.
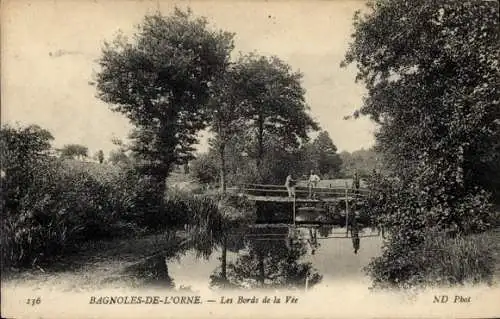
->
2;0;377;156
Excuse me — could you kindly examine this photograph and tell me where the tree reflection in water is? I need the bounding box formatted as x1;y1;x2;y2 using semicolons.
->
210;227;322;290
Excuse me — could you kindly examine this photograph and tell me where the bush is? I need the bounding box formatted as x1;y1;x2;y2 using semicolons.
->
367;230;495;289
0;124;259;269
363;169;497;288
0;123;138;268
0;158;132;268
190;153;219;185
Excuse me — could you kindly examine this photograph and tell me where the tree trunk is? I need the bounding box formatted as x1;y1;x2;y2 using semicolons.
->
150;173;167;216
219;142;227;194
256;114;264;180
221;237;227;280
258;251;265;286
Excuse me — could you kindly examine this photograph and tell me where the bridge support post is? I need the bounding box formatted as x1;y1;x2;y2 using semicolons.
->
345;183;349;238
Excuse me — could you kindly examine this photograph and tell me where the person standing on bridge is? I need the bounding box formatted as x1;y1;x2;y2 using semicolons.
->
353;169;360;192
308;170;321;198
285;174;297;198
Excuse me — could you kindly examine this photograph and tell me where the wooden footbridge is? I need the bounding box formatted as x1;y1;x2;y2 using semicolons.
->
227;182;376;238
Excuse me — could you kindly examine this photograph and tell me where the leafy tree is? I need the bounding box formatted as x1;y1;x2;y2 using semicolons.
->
59;144;88;160
202;130;308;186
311;131;342;178
96;149;104;164
0;124;54;217
190;152;219;185
95;9;234;200
299;131;343;179
108;149;131;166
343;0;499;195
339;148;382;178
343;0;499;287
233;54;319;176
207;66;247;193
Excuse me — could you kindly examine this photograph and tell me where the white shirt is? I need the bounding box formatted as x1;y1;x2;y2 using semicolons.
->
309;174;320;184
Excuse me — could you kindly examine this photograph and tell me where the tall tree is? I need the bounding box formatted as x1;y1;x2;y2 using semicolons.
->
311;131;342;178
343;0;499;287
233;54;319;177
207;66;247;193
343;0;499;231
339;148;382;178
343;0;499;194
95;9;234;198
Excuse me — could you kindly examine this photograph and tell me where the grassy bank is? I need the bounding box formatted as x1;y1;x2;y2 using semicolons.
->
1;153;255;270
1;231;190;290
367;228;500;289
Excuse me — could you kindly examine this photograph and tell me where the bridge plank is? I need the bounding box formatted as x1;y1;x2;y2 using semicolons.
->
245;195;362;202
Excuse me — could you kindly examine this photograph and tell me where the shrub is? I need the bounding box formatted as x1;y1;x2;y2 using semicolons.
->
367;230;496;289
0;124;260;269
0;158;131;268
363;169;497;288
190;153;219;185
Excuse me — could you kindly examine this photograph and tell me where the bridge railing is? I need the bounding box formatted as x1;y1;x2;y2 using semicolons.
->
229;183;370;200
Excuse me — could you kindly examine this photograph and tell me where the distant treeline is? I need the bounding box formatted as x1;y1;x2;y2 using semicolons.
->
188;130;381;187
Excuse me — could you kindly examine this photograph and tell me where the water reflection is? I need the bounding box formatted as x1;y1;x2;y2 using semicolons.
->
209;227;322;290
124;253;175;288
125;222;376;290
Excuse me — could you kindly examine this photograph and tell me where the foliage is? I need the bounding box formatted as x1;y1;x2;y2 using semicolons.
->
1;124;54;218
343;0;499;287
302;131;342;178
190;152;219;185
0;123;257;269
367;230;496;289
1;126;130;267
201;52;320;190
96;150;104;164
343;0;499;195
95;8;234;191
197;128;346;186
366;171;496;239
231;53;319;173
221;237;322;290
206;65;248;192
108;149;132;167
198;129;325;187
362;165;496;288
59;144;88;160
339;148;381;178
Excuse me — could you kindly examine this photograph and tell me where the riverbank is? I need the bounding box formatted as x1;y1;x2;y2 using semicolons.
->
2;228;500;292
1;231;188;291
